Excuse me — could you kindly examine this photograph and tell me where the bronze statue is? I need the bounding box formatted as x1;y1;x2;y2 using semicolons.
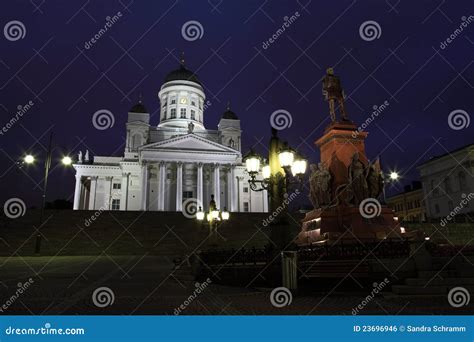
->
348;152;368;204
322;68;348;122
209;194;216;211
366;159;383;199
309;162;332;208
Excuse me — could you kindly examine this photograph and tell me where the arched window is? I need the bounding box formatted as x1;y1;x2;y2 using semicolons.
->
132;133;141;150
170;108;176;118
444;176;452;193
229;138;235;148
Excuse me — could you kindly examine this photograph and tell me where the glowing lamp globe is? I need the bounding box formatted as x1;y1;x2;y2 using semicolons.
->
24;155;35;164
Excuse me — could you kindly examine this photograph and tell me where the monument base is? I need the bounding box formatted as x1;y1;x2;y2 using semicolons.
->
296;206;402;246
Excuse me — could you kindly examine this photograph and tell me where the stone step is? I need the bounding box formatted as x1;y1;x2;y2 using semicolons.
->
417;270;457;278
392;284;474;295
405;277;474;286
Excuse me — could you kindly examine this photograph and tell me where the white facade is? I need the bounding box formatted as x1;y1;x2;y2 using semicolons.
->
73;62;268;213
417;144;473;219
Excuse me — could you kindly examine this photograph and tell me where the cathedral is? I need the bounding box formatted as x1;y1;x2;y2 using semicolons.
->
72;59;269;213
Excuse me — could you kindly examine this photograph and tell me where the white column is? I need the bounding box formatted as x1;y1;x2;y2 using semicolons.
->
141;164;148;210
213;163;221;209
263;189;269;212
105;177;113;209
73;175;82;210
120;173;129;210
197;162;203;209
176;162;183;211
230;165;237;212
88;176;98;210
158;162;166;211
226;166;232;211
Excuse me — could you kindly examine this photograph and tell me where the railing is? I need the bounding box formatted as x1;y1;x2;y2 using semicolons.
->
298;239;410;262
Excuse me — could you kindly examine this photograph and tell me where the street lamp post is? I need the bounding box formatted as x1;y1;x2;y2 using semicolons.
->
196;206;230;246
243;129;307;249
22;132;73;255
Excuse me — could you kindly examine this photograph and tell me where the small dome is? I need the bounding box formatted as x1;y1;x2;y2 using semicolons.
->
129;101;147;113
164;65;201;85
221;102;238;120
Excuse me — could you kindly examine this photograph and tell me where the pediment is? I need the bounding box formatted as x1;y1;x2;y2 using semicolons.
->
139;133;239;154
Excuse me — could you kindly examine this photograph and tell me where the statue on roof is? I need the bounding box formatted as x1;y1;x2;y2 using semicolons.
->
322;68;348;122
188;121;195;134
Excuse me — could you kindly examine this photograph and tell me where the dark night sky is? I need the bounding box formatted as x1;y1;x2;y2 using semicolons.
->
0;0;472;207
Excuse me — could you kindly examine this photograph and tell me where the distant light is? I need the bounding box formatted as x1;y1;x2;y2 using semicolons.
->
424;236;430;241
24;155;35;164
221;208;230;221
390;172;399;181
196;207;205;221
394;216;399;221
62;156;73;166
400;227;406;234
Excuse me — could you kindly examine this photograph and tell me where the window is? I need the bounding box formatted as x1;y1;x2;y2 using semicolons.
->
183;191;193;199
190;110;196;120
431;179;439;195
243;202;249;212
459;171;467;189
171;98;176;104
243;186;249;193
170;108;176;118
113;183;121;190
180;108;186;118
191;100;196;106
434;204;440;214
229;138;235;148
444;177;452;193
112;199;120;210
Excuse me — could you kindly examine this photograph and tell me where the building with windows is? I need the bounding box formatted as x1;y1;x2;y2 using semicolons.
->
417;144;473;220
386;182;426;222
72;59;268;213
